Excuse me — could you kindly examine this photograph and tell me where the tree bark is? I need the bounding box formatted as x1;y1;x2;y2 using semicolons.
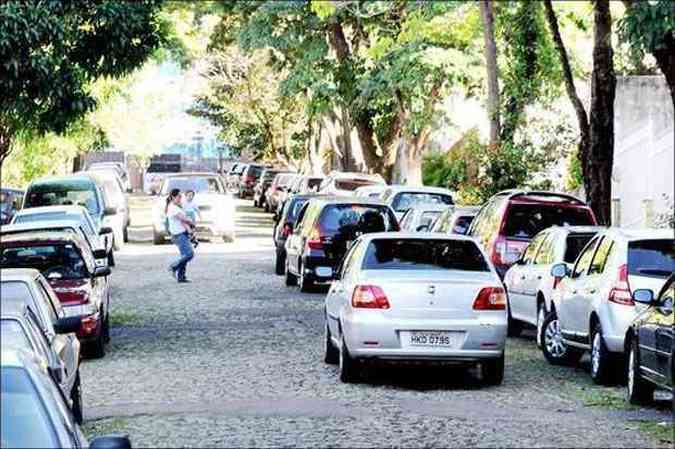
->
480;0;501;147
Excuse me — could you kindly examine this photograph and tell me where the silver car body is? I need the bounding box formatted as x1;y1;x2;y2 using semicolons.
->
325;232;507;363
80;170;129;250
319;172;386;197
380;186;455;221
398;204;449;232
553;228;674;354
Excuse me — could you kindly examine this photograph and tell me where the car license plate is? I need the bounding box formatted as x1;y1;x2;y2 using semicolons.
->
405;331;463;348
315;266;333;277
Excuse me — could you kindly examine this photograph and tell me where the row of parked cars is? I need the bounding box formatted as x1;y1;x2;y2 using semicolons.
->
1;162;133;448
259;173;672;402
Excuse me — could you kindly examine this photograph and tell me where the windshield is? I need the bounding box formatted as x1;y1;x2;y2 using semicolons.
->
363;239;490;272
0;244;88;280
25;183;100;216
1;320;32;349
334;179;379;191
161;177;222;195
147;163;180;173
306;178;323;190
262;171;281;182
391;192;453;212
628;240;675;278
503;204;595;240
1;367;58;448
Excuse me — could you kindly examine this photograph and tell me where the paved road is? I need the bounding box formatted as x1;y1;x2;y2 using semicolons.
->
82;196;671;447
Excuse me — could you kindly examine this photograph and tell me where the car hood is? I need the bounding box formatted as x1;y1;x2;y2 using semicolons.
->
47;279;91;305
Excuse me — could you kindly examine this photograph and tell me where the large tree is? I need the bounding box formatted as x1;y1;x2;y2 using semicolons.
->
0;1;167;165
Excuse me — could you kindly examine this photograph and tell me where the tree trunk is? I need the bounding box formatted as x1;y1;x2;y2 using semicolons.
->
587;0;616;225
0;119;12;167
480;0;501;147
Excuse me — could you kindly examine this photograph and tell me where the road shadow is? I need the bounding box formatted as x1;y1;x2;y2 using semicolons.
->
355;362;485;391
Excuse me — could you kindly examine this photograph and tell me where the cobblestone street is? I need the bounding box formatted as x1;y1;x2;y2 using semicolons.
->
81;197;672;448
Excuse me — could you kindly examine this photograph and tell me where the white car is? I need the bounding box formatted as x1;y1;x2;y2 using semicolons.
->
354;185;387;199
431;206;481;235
319;172;386;196
324;232;507;385
547;228;674;384
380;186;454;221
79;170;129;249
152;173;235;244
398;204;449;232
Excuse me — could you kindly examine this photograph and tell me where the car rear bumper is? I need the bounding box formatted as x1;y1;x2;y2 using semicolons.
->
302;255;336;282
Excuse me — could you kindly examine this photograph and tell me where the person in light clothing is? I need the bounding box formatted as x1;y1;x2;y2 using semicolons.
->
165;188;195;283
182;190;200;248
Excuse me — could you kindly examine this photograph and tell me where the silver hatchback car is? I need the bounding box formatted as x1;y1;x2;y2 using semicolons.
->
324;233;507;385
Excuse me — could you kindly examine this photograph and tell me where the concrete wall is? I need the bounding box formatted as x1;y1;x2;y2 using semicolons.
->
612;76;674;228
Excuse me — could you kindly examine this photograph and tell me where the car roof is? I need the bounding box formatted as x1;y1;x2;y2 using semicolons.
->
358;231;477;243
549;225;606;235
308;196;387;207
0;230;87;247
163;172;220;179
1;188;24;194
29;174;98;188
0;268;42;282
1;220;83;234
406;204;452;213
328;171;385;181
1;300;29;317
383;185;454;195
14;205;89;216
449;206;481;215
604;227;674;241
1;348;31;368
492;189;588;206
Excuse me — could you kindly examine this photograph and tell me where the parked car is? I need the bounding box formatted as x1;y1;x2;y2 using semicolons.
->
265;173;297;214
380;186;454;221
87;162;131;193
1;268;83;421
226;163;246;193
468;190;597;278
295;175;324;194
273;194;317;275
238;164;265;199
11;205;114;266
284;197;399;291
398;204;449;232
23;176;118;254
152;173;236;243
431;206;481;235
253;169;283;208
548;229;674;384
0;230;112;358
1;349;133;449
143;155;181;195
319;172;386;196
324;233;507;384
625;274;673;404
503;226;603;347
80;170;130;247
354;185;387;199
1;188;24;225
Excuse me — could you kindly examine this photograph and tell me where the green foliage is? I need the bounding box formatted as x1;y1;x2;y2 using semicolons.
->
565;150;584;191
619;1;675;56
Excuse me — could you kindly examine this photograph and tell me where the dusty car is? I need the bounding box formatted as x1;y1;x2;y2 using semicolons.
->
431;206;481;235
398;204;449;232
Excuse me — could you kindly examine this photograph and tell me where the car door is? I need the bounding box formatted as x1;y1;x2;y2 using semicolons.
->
507;233;543;321
326;241;361;339
24;308;70;393
646;281;673;384
522;232;553;322
286;202;311;274
579;236;615;336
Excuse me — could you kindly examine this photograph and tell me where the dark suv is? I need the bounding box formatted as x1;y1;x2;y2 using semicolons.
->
238;164;265;199
468;190;597;278
284;197;399;291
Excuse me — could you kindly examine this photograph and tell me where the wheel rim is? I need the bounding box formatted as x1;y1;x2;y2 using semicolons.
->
627;346;635;397
591;332;601;376
544;318;567;358
536;308;545;347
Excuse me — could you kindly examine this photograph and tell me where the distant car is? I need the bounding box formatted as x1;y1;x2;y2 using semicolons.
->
0;188;24;225
625;274;673;404
548;228;674;384
79;170;130;248
1;349;133;449
431;206;481;235
152;173;235;244
275;174;301;214
324;233;507;385
226;163;246;193
354;185;386;199
284;197;399;291
294;175;324;194
238;164;266;199
253;169;284;208
265;173;297;214
0;231;112;358
87;162;131;193
380;186;454;221
398;204;449;232
503;226;603;350
319;172;386;196
144;158;181;195
468;190;597;278
273;194;317;275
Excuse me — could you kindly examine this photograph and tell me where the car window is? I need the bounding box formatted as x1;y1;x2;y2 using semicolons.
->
588;237;614;275
306;178;323;191
391;192;453;212
0;244;89;280
363;238;490;272
432;210;452;233
522;233;545;265
452;215;474;234
503;204;595;240
627;239;675;279
564;233;596;263
420;211;442;230
659;282;674;311
26;182;100;215
335;179;378;191
571;237;599;278
318;205;397;236
534;233;557;265
340;241;362;278
399;210;415;230
297;203;316;236
24;310;53;362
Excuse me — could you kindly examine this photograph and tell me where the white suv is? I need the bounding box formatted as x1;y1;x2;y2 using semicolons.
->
319;172;385;197
547;228;674;384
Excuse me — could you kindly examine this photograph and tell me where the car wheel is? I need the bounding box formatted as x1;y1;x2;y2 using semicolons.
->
285;259;298;286
107;251;115;267
481;353;505;386
339;335;360;383
85;330;106;359
123;225;129;243
264;202;270;213
626;337;654;405
71;370;83;424
590;323;613;385
103;312;111;343
222;233;235;243
540;311;583;366
324;320;339;365
299;262;314;293
275;248;286;275
536;305;546;349
152;229;163;245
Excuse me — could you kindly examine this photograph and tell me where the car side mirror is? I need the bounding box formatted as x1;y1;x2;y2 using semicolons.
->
550;263;569;278
54;316;81;334
93;249;107;259
90;435;132;449
99;226;113;235
94;266;112;278
632;289;654;305
416;224;429;232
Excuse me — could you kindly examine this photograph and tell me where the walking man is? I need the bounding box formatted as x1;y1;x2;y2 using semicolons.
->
165;188;195;283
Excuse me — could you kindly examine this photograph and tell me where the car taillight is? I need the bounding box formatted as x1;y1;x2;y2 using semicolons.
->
307;226;323;250
492;237;524;266
282;223;292;237
608;264;634;306
352;285;390;309
473;287;507;310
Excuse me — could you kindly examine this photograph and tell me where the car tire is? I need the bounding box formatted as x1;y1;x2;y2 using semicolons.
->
107;251;115;267
481;353;505;386
222;233;235;243
299;262;314;293
275;248;286;275
152;229;164;245
285;260;298;286
71;370;83;424
85;330;106;359
264;202;270;213
339;335;360;383
590;323;613;385
324;320;339;365
103;311;111;343
626;337;654;405
540;311;583;366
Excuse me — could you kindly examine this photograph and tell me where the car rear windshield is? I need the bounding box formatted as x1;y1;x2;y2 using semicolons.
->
420;211;442;229
247;166;263;177
1;319;31;349
564;234;596;263
503;204;595;240
0;244;88;280
363;239;490;272
628;240;675;279
391;192;453;212
319;205;397;235
335;179;378;191
307;178;323;190
161;177;222;195
25;182;100;215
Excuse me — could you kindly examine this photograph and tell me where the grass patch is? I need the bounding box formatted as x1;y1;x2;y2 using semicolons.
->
580;386;633;410
82;417;130;439
109;310;143;327
638;420;674;447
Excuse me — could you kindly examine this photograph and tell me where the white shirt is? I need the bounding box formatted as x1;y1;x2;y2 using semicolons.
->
167;203;188;236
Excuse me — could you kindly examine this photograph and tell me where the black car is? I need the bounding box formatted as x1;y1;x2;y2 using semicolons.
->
284;197;399;292
626;274;674;404
238;164;265;199
254;169;284;208
273;194;317;275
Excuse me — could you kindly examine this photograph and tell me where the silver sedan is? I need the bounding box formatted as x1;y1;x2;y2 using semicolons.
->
324;232;507;385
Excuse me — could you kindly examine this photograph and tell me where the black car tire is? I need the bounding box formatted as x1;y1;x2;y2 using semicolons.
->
103;312;111;343
71;370;83;424
590;323;613;385
264;202;270;213
285;260;298;286
85;329;106;359
324;320;339;365
107;251;115;267
626;337;655;405
152;229;164;245
481;353;505;386
222;233;235;243
339;336;360;383
275;248;286;275
299;262;314;293
540;311;583;366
